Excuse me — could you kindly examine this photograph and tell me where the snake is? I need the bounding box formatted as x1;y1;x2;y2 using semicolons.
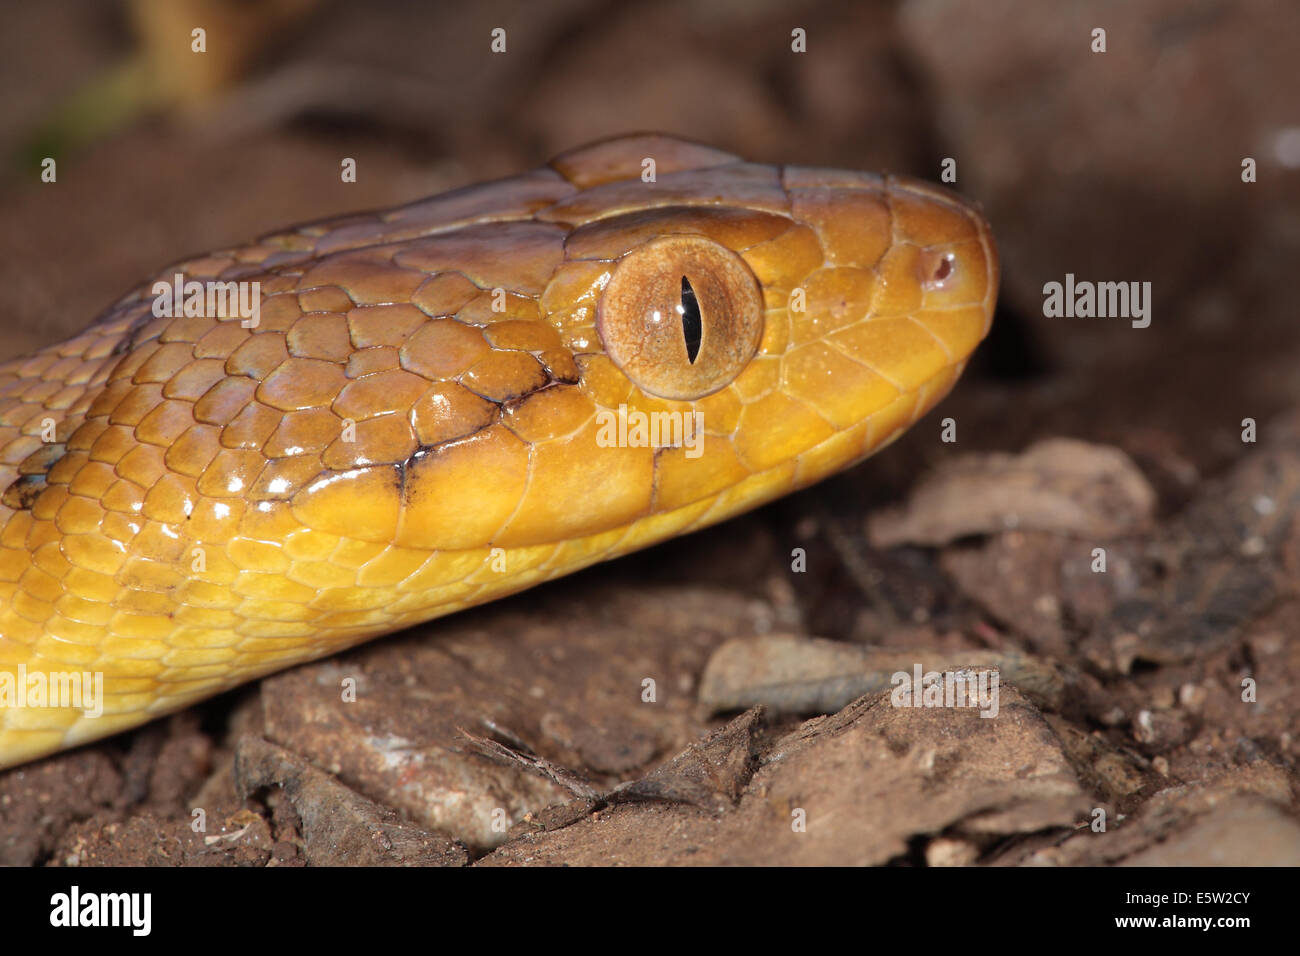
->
0;134;998;770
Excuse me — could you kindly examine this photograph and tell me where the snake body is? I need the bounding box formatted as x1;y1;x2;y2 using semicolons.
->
0;134;997;769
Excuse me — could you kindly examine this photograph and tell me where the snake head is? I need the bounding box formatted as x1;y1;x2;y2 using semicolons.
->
0;134;998;768
284;135;998;554
489;134;1001;544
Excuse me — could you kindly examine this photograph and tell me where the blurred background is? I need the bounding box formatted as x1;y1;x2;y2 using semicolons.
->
0;0;1297;503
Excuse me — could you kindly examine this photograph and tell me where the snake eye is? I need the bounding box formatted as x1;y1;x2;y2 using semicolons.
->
679;276;702;364
597;235;764;400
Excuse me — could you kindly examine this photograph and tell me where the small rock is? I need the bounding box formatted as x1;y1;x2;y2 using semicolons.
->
234;736;467;867
868;439;1156;548
1121;797;1300;866
699;633;1067;715
610;708;763;812
926;837;981;867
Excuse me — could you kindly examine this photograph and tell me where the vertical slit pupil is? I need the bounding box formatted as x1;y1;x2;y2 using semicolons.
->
680;276;702;364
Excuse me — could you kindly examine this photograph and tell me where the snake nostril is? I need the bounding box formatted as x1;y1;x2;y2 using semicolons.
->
920;250;957;291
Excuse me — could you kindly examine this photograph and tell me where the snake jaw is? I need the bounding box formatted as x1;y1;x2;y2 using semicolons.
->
0;134;997;769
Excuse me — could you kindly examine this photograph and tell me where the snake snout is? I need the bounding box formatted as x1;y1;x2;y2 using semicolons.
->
766;173;998;479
